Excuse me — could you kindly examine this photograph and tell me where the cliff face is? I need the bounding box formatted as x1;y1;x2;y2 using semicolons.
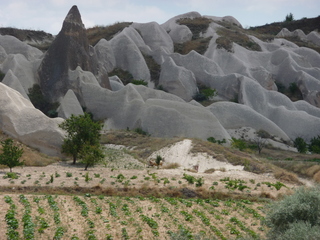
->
38;5;110;102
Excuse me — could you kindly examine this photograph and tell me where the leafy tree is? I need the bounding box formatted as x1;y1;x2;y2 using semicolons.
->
285;13;294;22
59;113;103;164
294;137;308;153
309;135;320;154
0;139;24;172
231;137;247;151
79;144;105;170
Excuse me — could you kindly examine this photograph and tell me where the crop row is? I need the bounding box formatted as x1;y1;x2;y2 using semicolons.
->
1;194;267;240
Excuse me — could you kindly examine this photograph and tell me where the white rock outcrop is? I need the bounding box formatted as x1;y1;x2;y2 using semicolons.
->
0;83;64;156
159;57;198;101
57;89;84;119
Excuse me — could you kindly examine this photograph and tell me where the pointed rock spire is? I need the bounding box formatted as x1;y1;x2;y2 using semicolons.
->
38;5;110;103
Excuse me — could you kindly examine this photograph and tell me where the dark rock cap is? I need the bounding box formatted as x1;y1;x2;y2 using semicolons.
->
37;5;110;103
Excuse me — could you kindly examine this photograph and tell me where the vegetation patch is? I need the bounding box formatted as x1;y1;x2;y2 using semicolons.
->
86;22;133;46
216;27;262;52
108;68;134;85
174;37;212;55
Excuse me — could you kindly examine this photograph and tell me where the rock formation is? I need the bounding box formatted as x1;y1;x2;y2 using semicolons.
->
37;5;110;103
0;83;64;156
1;6;320;157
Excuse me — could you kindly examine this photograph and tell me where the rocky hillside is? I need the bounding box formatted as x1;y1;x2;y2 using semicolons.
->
0;5;320;156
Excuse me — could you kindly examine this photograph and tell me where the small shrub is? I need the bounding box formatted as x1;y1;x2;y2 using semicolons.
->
231;138;247;151
0;71;5;81
265;186;320;239
207;137;226;145
163;163;180;169
309;135;320;153
183;173;196;184
134;128;149;136
3;172;19;179
294;137;308;153
131;80;148;86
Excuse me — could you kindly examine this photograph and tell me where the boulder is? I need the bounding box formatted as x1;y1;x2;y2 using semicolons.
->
0;83;64;156
121;26;152;54
109;75;124;91
110;32;150;82
159;57;198;101
0;45;7;63
0;34;43;61
79;82;230;141
169;25;193;43
239;78;320;141
57;89;84;119
171;50;223;85
0;54;37;93
132;22;174;52
208;101;290;141
67;66;100;105
94;38;116;72
307;31;320;46
2;69;30;100
38;5;110;102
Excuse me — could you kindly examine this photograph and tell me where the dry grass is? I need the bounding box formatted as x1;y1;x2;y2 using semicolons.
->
306;165;320;177
216;27;262;52
313;171;320;183
174;37;212;55
163;163;180;169
204;168;215;174
273;169;300;184
101;130;182;160
86;22;132;46
177;17;213;39
0;184;271;202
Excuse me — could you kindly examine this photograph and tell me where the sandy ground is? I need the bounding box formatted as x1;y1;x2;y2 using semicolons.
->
0;139;302;199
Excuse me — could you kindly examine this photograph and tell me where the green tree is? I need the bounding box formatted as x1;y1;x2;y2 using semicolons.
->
59;113;103;164
79;144;105;170
294;137;308;153
285;13;294;22
309;135;320;154
0;139;24;172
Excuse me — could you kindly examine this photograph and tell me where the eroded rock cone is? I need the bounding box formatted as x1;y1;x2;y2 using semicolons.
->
38;5;110;102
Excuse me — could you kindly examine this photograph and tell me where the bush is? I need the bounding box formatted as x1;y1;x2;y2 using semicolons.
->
207;137;226;145
265;186;320;240
108;68;133;85
131;80;147;86
309;135;320;153
273;221;320;240
0;71;5;81
294;137;308;153
231;138;247;151
28;84;59;118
